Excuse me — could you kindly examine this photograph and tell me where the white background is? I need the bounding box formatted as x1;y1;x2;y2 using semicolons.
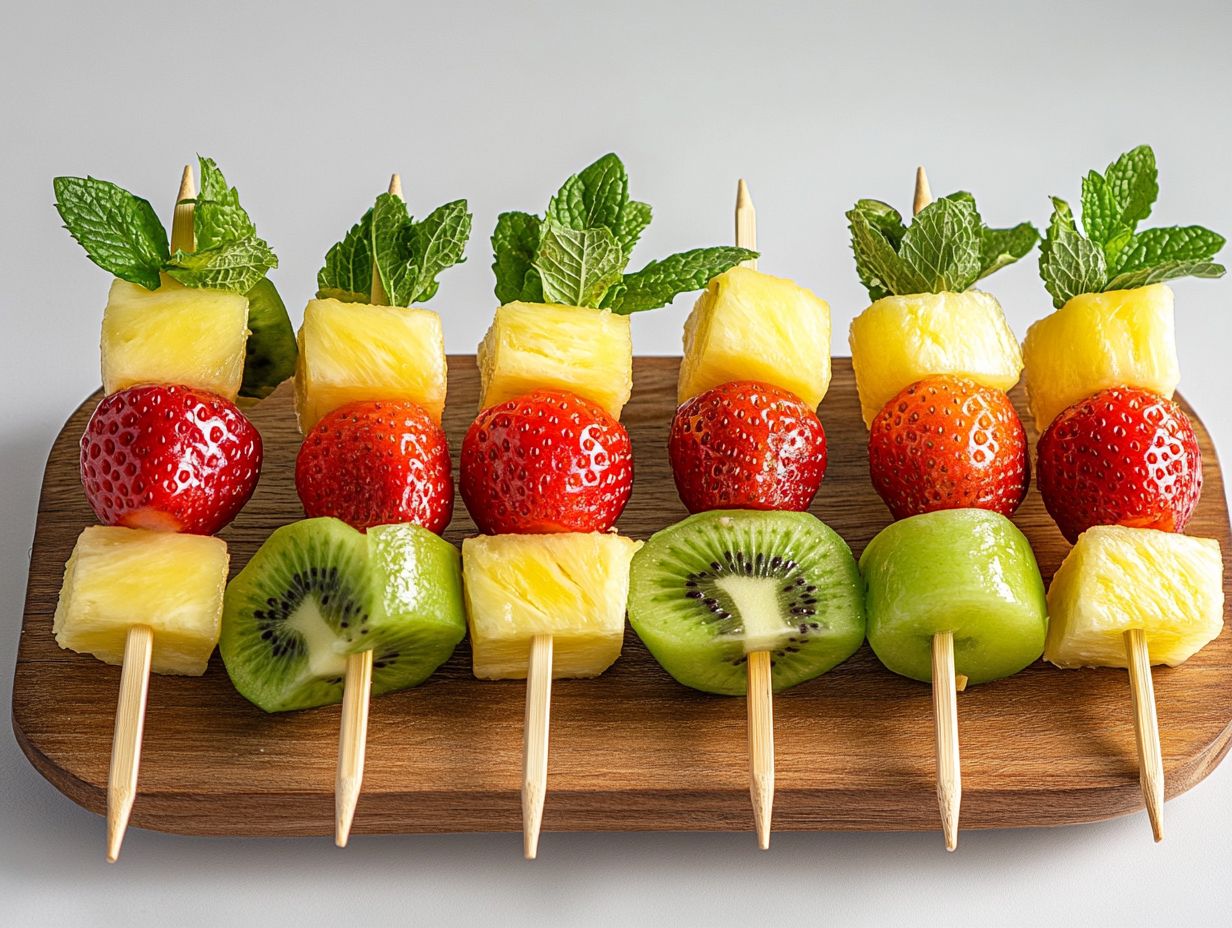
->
3;1;1231;925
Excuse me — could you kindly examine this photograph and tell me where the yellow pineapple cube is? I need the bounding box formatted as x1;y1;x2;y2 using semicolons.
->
102;277;249;401
849;289;1022;427
678;267;832;408
477;302;632;419
1045;525;1223;669
462;532;642;679
295;297;447;433
53;526;229;675
1022;283;1179;433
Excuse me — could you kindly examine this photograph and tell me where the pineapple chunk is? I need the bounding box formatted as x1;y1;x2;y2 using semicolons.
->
678;267;832;408
1045;525;1223;669
53;526;229;675
1022;284;1179;433
477;302;632;419
462;532;642;679
295;298;447;433
849;289;1022;427
102;277;249;402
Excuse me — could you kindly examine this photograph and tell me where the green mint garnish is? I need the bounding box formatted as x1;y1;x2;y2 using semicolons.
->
491;152;756;312
317;191;471;307
54;156;277;294
1040;145;1226;307
847;192;1038;301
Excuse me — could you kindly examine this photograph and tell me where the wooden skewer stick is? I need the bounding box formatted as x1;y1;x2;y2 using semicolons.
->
523;633;554;859
1124;629;1164;841
735;178;775;848
106;164;198;862
334;172;404;847
931;631;962;852
914;166;961;851
107;624;153;862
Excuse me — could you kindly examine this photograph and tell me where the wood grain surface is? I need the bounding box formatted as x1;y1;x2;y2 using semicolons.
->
13;357;1232;837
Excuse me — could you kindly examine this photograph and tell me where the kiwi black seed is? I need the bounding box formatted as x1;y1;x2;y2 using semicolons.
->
627;509;866;695
220;517;465;713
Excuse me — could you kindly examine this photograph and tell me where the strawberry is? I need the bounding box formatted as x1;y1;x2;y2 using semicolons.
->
460;389;632;534
1036;386;1202;543
868;376;1028;520
80;384;262;535
668;380;827;513
296;400;453;533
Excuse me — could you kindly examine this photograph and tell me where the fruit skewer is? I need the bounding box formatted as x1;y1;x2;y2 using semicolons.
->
636;181;862;848
848;167;1044;850
52;159;278;858
1025;145;1227;839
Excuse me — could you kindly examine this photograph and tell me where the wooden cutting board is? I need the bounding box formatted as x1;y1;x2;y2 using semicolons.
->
13;357;1232;838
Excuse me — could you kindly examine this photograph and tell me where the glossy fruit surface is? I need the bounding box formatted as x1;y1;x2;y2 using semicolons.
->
859;509;1047;685
80;384;261;535
1036;386;1201;543
460;389;633;534
668;380;827;513
296;400;453;534
868;376;1028;520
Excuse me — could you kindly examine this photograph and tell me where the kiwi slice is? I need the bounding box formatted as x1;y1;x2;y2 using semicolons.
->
628;510;866;695
220;517;465;712
239;277;298;401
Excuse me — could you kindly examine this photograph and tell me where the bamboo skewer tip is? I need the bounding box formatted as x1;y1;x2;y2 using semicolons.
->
335;649;374;848
523;634;554;860
106;624;154;862
388;173;403;198
1124;629;1165;842
177;164;196;203
746;650;775;850
913;165;933;215
932;631;961;852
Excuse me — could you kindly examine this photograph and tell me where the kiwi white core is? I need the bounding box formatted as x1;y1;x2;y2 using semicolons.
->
285;597;348;678
715;575;791;653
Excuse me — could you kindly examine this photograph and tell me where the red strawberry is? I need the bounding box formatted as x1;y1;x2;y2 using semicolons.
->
868;376;1028;520
1036;386;1201;543
80;384;262;535
460;389;632;534
296;400;453;533
668;380;827;513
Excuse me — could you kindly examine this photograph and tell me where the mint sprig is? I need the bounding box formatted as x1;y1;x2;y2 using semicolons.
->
847;192;1037;301
1040;145;1226;307
317;191;472;306
54;157;278;294
492;153;756;313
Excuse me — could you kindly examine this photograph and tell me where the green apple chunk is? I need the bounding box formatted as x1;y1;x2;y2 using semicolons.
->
859;509;1047;685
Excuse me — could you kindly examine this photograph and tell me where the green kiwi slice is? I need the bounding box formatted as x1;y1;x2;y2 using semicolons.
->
628;510;866;695
239;277;298;401
220;517;465;712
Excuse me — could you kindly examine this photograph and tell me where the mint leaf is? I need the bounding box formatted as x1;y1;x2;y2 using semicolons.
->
492;211;541;303
617;200;652;256
1039;197;1107;308
978;222;1039;280
533;222;624;307
370;193;417;306
165;235;277;293
194;156;256;251
855;198;909;250
1080;146;1158;256
1105;259;1225;291
1113;225;1226;274
898;197;982;292
407;200;471;304
608;246;757;314
317;208;373;301
53;176;169;290
847;206;925;300
547;153;628;238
